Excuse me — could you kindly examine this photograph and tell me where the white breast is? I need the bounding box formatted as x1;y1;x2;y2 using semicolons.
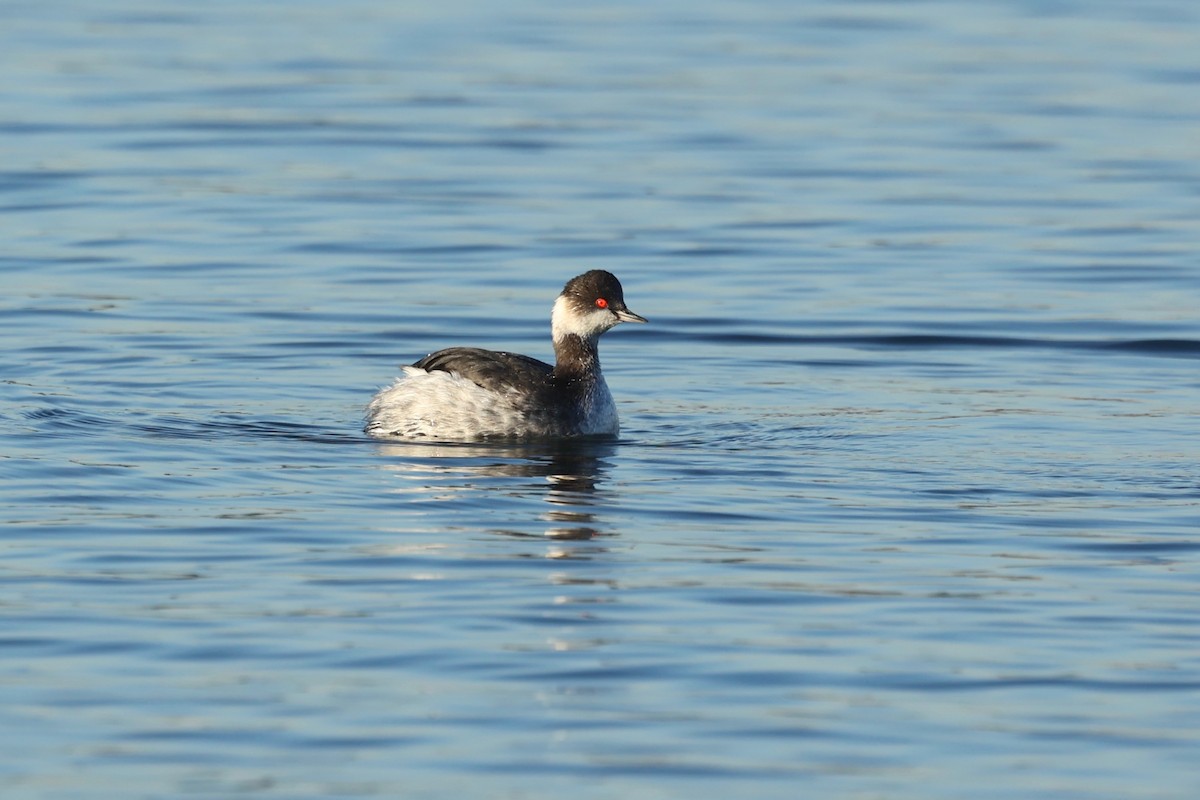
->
576;375;618;436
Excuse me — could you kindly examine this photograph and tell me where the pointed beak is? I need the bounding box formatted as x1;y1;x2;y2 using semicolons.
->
615;308;647;324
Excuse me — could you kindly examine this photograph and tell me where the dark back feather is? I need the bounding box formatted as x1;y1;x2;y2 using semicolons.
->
412;347;553;394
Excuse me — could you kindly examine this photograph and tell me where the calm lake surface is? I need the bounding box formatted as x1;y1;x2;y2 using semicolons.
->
3;1;1199;798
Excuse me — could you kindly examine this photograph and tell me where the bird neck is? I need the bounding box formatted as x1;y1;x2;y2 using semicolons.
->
552;333;600;381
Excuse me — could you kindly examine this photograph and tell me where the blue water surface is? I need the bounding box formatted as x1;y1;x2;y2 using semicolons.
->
2;1;1199;798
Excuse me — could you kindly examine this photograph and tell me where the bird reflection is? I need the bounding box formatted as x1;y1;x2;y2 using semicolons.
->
371;439;617;544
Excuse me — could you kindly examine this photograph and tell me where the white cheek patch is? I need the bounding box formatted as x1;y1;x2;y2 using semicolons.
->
551;295;616;344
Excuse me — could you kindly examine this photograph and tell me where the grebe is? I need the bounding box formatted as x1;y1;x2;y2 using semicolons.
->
365;270;646;440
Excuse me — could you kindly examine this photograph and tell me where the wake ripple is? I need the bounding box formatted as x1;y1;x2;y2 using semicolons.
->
23;407;363;445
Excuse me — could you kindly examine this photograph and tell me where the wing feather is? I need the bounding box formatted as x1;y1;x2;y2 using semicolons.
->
411;347;553;394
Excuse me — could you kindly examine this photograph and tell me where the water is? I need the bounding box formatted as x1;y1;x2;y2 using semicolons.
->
2;1;1199;797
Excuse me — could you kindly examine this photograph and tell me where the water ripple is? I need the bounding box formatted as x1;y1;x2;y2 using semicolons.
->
4;1;1200;797
659;330;1200;359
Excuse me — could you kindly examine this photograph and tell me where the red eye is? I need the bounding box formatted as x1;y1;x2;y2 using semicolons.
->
595;298;609;309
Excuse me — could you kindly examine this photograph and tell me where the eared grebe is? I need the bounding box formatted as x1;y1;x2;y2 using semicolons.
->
365;270;646;441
